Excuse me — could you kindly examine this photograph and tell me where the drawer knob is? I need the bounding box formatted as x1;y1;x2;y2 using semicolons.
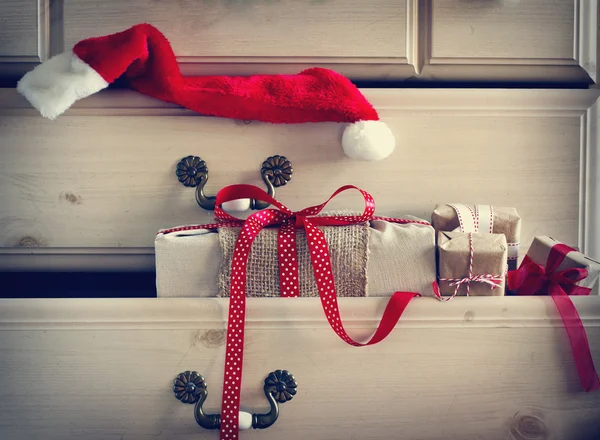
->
173;369;298;431
175;155;293;211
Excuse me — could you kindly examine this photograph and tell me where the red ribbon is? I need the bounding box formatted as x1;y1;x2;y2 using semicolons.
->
508;243;600;392
206;184;422;439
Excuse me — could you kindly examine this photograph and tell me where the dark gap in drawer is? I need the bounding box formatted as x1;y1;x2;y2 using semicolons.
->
352;80;591;89
0;272;158;298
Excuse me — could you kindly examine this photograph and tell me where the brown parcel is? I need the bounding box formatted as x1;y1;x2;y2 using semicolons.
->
432;204;521;270
526;236;600;291
438;231;508;297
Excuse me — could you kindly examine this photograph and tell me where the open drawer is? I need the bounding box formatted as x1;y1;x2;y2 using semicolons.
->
1;84;600;438
0;296;599;439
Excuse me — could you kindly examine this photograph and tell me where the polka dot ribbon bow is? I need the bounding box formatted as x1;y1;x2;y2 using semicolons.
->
210;184;422;439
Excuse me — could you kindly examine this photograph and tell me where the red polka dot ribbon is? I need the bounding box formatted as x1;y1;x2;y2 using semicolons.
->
160;184;425;438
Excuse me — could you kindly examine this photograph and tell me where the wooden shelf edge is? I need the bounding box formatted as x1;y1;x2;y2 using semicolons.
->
0;296;598;331
0;88;599;117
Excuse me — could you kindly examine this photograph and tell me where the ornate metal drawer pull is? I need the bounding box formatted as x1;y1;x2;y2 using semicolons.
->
175;155;293;211
173;369;298;431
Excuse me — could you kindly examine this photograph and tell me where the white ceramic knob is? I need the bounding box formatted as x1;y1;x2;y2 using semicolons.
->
238;411;253;430
222;198;251;212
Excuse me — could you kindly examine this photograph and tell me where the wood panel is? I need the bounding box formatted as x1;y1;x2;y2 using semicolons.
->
417;0;596;84
0;88;598;271
2;1;596;83
60;0;411;79
0;0;42;59
0;89;597;271
431;0;575;60
0;296;599;439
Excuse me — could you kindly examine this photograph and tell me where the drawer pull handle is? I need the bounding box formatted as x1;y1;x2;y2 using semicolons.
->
175;155;293;211
173;369;298;431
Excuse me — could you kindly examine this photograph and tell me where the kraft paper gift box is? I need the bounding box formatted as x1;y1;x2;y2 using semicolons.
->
155;217;437;298
432;204;521;271
437;231;508;297
520;236;600;292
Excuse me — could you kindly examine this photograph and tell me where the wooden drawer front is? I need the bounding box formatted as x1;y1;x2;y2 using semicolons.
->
0;0;47;83
0;1;596;83
430;0;575;61
63;0;407;61
0;297;599;439
421;0;597;83
0;0;40;58
1;88;599;271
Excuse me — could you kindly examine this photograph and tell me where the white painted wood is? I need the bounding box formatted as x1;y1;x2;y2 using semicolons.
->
2;0;597;82
584;96;600;261
58;0;413;80
0;88;598;271
0;0;42;60
431;0;575;60
63;0;407;59
0;296;598;439
421;0;597;83
575;0;599;82
1;296;598;330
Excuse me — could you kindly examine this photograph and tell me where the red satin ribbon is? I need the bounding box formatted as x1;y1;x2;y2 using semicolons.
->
508;243;600;392
207;184;421;439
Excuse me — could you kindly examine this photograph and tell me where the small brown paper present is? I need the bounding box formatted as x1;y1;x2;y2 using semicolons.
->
432;204;521;271
526;236;600;291
438;231;508;296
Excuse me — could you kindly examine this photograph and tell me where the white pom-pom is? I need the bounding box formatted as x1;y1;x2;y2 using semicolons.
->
222;198;251;212
341;120;395;161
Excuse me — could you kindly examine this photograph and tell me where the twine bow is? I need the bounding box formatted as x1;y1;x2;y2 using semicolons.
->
508;243;599;392
433;232;503;301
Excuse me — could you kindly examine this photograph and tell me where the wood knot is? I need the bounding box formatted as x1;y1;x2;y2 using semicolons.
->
510;414;548;440
198;329;226;348
464;310;475;322
59;192;83;205
16;236;41;247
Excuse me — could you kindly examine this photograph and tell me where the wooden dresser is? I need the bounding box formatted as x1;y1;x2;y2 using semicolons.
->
1;1;599;439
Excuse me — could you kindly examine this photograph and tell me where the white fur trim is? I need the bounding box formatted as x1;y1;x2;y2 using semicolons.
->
341;121;395;161
16;52;108;120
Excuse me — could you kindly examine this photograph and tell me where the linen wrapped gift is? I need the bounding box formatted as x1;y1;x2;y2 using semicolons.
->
156;211;437;298
508;236;600;392
436;231;508;299
432;204;521;271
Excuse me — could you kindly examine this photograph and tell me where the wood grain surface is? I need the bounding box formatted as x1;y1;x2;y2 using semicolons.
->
0;296;598;439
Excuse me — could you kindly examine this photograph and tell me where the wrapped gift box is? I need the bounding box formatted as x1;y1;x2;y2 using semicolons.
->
155;217;437;298
511;236;600;293
432;204;521;271
437;231;508;297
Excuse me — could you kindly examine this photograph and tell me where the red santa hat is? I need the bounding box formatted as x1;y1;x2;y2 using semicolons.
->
17;23;394;161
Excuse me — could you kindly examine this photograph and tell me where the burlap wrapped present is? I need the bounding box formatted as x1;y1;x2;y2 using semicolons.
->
217;223;368;298
438;231;508;297
155;217;437;298
432;204;521;271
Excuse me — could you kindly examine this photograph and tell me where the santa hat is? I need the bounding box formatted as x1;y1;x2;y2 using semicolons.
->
17;23;395;161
